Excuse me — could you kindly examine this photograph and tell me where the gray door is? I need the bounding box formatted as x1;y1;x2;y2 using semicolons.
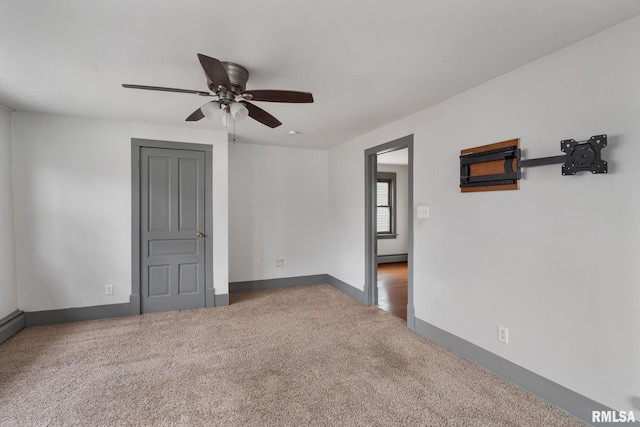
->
140;147;206;313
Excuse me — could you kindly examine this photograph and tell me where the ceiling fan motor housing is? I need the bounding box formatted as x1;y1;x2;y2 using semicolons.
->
206;62;249;95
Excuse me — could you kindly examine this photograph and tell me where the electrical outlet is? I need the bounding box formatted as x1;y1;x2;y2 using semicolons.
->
417;206;430;219
276;259;284;268
498;325;509;344
105;284;114;295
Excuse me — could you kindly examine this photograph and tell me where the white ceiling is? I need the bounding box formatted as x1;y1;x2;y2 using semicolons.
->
2;1;640;149
378;148;408;166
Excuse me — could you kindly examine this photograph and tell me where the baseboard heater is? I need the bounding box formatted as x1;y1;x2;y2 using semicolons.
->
0;310;26;345
377;253;408;264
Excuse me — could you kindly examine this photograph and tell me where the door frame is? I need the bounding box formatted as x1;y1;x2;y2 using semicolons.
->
131;138;214;315
364;134;415;330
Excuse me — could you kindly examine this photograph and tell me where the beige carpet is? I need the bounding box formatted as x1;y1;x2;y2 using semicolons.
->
0;284;584;426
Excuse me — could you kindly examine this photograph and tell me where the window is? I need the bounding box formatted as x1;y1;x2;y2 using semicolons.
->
377;172;396;238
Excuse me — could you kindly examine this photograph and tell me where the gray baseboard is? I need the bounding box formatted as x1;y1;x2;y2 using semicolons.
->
377;253;408;264
21;275;360;327
414;318;615;426
406;305;415;331
229;274;328;292
229;274;365;306
129;294;141;315
26;303;133;326
326;275;365;303
215;294;229;306
0;310;26;345
24;291;233;326
206;288;216;308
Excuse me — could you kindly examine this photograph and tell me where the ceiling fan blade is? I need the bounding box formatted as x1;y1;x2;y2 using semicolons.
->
241;101;282;128
197;54;231;91
185;107;205;122
122;84;211;96
241;90;314;103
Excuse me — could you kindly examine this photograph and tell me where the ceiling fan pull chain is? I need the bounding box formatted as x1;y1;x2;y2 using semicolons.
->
233;116;237;143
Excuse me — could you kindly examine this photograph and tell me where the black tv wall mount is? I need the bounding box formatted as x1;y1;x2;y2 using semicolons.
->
521;134;608;175
460;135;608;192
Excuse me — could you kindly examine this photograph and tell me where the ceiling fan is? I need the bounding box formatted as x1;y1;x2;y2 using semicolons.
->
122;54;314;128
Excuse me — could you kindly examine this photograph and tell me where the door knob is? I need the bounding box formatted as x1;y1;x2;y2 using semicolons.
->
196;232;204;238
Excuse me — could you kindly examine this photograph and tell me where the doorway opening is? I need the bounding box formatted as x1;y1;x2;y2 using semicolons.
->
365;135;414;329
376;148;409;321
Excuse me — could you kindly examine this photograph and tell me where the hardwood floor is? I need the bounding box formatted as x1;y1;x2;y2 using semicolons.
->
377;261;408;321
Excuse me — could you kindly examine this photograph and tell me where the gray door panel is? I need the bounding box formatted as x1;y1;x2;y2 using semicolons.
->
141;147;206;313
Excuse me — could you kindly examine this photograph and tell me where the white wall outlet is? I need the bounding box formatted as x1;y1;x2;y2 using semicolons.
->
276;259;284;268
417;206;430;219
105;284;114;295
498;325;509;344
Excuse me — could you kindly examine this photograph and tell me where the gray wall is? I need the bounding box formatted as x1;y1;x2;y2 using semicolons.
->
0;106;17;319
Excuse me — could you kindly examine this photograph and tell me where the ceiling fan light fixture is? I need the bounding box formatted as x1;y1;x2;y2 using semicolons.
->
221;110;231;127
230;102;249;121
201;102;220;120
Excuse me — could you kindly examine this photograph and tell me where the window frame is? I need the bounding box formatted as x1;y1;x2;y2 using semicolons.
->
376;171;397;239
